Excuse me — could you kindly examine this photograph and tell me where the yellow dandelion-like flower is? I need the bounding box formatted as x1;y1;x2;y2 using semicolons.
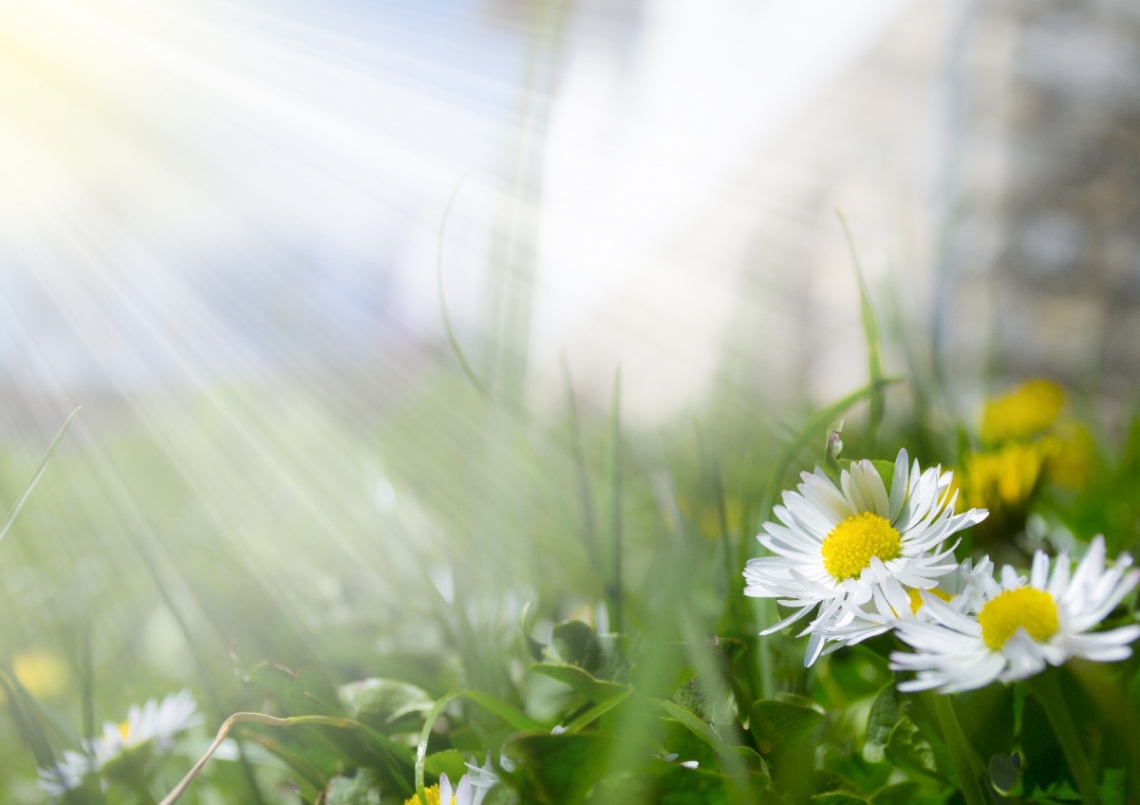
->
13;650;69;699
980;379;1064;445
961;442;1047;512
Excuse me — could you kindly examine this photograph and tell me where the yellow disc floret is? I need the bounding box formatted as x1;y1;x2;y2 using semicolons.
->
404;785;451;805
978;587;1059;650
906;587;952;615
821;512;902;581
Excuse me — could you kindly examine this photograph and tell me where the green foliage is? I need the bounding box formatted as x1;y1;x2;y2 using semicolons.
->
2;318;1140;805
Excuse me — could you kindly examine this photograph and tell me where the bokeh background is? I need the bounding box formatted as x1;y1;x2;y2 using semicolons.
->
2;0;1139;801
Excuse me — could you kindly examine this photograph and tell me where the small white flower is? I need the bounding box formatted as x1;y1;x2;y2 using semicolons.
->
38;751;95;797
38;690;203;796
405;765;495;805
890;536;1140;693
464;753;499;799
744;449;986;665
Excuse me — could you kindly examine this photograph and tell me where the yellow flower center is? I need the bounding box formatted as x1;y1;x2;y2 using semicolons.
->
906;587;952;614
118;720;131;741
404;785;453;805
978;587;1059;650
821;512;902;581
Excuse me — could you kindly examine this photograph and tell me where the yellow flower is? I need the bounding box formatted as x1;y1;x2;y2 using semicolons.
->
405;786;446;805
1041;423;1095;490
961;443;1046;512
13;650;69;699
980;379;1064;445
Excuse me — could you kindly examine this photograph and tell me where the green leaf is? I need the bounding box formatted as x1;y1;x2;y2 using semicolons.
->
750;694;826;752
562;689;631;733
337;678;434;727
323;768;382;805
546;620;602;672
423;750;471;786
529;663;627;703
459;690;543;732
811;794;871;805
863;686;902;763
1097;767;1127;805
869;782;921;805
883;717;939;778
504;732;610;805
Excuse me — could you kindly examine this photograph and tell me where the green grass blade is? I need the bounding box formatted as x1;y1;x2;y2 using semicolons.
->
0;407;80;544
561;357;602;575
436;176;487;398
760;377;901;518
604;369;623;632
837;211;885;440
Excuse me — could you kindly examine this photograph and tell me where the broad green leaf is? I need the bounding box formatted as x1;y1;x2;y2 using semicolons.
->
869;782;921;805
337;678;434;727
504;732;610;805
529;663;627;703
562;689;631;733
750;694;826;752
883;717;939;778
547;620;602;672
323;768;382;805
423;750;471;786
863;686;902;763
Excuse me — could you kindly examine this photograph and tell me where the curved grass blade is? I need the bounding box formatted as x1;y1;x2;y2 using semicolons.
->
0;407;80;544
760;378;901;518
837;211;885;440
158;713;359;805
437;176;487;398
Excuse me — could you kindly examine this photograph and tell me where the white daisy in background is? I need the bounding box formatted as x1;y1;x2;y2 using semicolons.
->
38;690;203;796
744;449;987;664
38;750;95;798
890;536;1140;693
812;556;995;662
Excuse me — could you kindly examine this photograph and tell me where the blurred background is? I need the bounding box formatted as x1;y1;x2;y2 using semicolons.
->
1;0;1140;800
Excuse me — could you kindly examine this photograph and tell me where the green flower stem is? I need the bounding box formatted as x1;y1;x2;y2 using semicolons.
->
931;693;987;805
1026;671;1099;805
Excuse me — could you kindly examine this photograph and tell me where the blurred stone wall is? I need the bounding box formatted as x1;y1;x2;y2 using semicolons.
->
949;1;1140;419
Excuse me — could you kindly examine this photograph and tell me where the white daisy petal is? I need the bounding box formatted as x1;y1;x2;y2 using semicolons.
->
747;449;986;665
892;540;1140;693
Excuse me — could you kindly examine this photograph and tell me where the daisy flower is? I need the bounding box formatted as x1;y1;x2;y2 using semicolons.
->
809;556;995;663
744;449;986;664
38;690;203;797
890;536;1140;693
404;760;497;805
